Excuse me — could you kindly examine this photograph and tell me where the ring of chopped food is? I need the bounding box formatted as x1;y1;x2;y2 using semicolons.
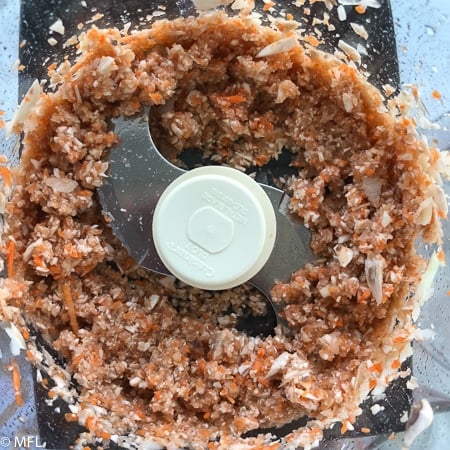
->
0;10;447;450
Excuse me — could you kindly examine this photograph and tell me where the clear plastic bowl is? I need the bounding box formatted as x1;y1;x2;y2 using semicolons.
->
0;1;449;449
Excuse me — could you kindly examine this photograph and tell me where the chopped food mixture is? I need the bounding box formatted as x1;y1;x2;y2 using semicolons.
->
0;8;448;450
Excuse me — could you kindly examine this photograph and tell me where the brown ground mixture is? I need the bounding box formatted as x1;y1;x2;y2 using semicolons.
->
0;10;446;450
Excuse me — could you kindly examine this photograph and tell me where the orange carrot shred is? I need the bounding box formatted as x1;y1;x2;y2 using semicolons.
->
65;412;79;422
10;357;24;406
432;89;442;100
20;327;30;340
263;1;276;10
340;420;349;434
437;249;446;265
7;240;15;279
62;282;79;334
369;362;383;373
0;166;13;188
355;5;366;14
0;119;5;129
305;35;320;47
391;359;401;369
220;94;246;104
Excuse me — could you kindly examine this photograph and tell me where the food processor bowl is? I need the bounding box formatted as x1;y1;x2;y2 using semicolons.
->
0;1;449;449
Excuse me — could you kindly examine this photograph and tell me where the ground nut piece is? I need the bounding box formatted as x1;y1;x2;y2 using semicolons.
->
161;111;201;150
289;176;325;226
74;160;109;188
275;79;300;103
27;168;94;216
51;125;86;163
25;216;109;278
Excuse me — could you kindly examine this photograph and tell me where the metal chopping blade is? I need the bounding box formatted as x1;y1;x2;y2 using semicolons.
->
97;108;314;334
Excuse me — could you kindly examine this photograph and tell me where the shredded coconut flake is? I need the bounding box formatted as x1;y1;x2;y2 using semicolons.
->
256;36;298;58
362;176;382;205
44;176;78;193
334;245;354;267
266;352;291;377
365;255;384;305
5;79;41;138
337;5;347;21
350;23;368;40
338;40;361;63
49;18;65;35
338;0;381;8
3;323;27;356
192;0;232;10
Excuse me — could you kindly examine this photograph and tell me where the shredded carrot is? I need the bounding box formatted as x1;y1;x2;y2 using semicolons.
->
65;412;79;422
220;94;246;104
369;362;382;373
393;335;408;344
85;415;96;431
0;119;4;129
432;89;442;100
357;288;371;304
447;290;450;296
263;1;276;10
149;92;163;104
48;390;58;398
438;209;447;219
286;12;294;20
369;378;377;390
9;357;24;406
97;430;111;440
0;166;13;187
340;420;350;434
361;427;371;434
305;35;320;47
254;154;270;166
391;359;401;369
437;249;446;265
25;349;34;361
62;282;79;334
7;240;15;279
20;327;30;340
431;147;440;164
355;5;366;14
